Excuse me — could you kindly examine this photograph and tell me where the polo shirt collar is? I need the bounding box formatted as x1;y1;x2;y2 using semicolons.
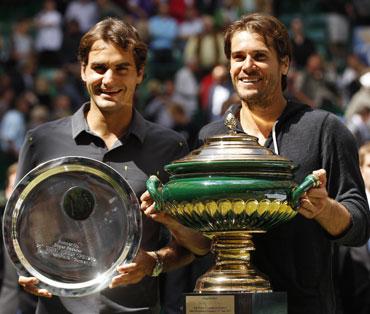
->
71;102;89;139
127;107;147;143
71;102;147;144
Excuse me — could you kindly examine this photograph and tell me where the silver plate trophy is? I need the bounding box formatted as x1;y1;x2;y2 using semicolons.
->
3;156;142;297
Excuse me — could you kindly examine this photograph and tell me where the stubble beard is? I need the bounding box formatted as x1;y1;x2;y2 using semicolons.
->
235;78;279;111
237;90;273;110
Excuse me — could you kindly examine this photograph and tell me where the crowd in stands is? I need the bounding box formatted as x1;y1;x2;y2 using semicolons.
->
0;1;370;183
0;1;370;313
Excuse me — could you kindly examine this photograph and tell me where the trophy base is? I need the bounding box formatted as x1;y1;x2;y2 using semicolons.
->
194;263;272;293
195;231;271;293
184;292;287;314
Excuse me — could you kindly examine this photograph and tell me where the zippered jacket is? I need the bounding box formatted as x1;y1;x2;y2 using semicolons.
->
198;100;370;314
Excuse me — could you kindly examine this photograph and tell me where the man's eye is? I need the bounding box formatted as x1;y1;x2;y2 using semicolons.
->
117;67;129;73
233;55;244;62
93;65;106;73
255;53;267;61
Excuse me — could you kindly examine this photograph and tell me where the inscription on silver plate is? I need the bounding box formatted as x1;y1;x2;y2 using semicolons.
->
36;240;97;266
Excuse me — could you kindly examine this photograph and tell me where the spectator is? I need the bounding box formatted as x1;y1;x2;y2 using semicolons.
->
359;142;370;202
184;15;227;76
346;104;370;147
0;92;33;159
18;58;38;92
346;71;370;120
10;18;33;67
0;162;37;314
34;0;63;68
96;0;126;19
177;5;203;49
126;0;156;19
144;79;176;128
195;0;218;15
289;17;316;69
34;75;52;109
28;104;50;129
0;87;15;121
292;53;340;111
173;58;199;120
199;68;214;113
0;164;18;306
53;69;86;111
214;0;241;28
169;103;198;148
148;1;179;77
168;0;187;22
336;142;370;314
320;0;350;59
60;19;83;77
207;64;233;122
148;2;178;60
338;53;369;105
51;94;73;120
0;27;11;66
64;0;99;33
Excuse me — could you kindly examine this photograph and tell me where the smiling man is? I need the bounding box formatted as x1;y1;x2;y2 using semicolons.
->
197;13;370;314
0;18;210;314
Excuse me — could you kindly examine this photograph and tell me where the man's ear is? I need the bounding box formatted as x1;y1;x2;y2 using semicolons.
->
281;56;290;75
81;65;86;82
136;67;145;85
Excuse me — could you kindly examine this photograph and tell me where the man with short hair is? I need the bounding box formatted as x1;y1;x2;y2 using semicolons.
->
2;17;210;314
200;13;370;314
166;13;369;314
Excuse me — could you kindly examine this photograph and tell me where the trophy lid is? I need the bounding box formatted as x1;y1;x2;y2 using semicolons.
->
3;156;142;297
165;113;296;179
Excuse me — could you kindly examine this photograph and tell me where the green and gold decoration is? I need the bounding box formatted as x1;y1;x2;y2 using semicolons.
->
147;113;318;293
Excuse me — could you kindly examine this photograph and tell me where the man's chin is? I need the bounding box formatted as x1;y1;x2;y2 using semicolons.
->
239;92;259;103
240;94;271;108
95;98;116;107
93;102;118;112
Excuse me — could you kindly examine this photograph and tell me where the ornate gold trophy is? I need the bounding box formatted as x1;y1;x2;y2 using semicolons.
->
147;113;318;313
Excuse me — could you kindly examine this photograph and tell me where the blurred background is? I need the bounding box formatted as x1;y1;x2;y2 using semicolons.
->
0;2;370;314
0;0;369;197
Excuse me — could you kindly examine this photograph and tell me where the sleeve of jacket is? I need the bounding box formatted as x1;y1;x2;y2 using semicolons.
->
0;130;38;313
321;113;370;246
15;130;38;183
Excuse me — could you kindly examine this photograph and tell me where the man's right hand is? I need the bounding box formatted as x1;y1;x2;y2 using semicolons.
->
19;276;52;298
140;190;211;256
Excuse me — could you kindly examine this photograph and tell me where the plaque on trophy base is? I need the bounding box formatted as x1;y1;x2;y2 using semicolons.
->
184;292;287;314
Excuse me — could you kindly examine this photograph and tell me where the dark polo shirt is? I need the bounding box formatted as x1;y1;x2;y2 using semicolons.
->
13;103;189;314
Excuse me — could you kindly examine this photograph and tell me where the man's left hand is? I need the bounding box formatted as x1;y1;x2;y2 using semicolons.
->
109;249;155;288
298;169;331;219
298;169;352;236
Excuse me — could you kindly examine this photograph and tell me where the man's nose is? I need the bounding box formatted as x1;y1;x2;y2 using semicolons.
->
242;56;256;71
102;69;114;86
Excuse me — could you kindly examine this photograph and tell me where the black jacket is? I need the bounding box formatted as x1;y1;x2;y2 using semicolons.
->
337;243;370;314
199;100;370;314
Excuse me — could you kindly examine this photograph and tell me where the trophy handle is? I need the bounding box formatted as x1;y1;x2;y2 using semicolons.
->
146;175;164;210
291;174;320;209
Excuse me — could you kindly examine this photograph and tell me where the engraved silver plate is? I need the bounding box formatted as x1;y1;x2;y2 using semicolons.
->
3;156;142;297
